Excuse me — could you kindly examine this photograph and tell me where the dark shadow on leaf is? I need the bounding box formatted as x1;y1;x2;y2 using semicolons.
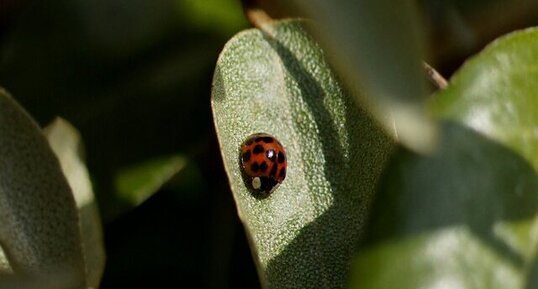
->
261;25;391;288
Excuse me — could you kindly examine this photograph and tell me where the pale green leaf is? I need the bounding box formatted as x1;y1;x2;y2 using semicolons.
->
211;20;392;288
44;117;105;289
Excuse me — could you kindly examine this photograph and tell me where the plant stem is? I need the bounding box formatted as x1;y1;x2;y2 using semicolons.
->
423;62;448;90
241;0;273;30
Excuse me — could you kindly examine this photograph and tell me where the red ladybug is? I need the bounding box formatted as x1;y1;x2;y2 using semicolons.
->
240;133;287;194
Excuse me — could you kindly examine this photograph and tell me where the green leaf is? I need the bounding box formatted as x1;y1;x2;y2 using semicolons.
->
44;117;105;289
431;28;538;170
0;89;86;288
211;19;392;288
350;29;538;288
290;0;436;153
114;154;187;207
350;123;538;289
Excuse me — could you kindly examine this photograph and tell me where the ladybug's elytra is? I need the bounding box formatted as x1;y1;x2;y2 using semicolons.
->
240;133;287;195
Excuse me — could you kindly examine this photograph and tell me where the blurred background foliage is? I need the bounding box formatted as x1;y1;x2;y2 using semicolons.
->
1;0;538;288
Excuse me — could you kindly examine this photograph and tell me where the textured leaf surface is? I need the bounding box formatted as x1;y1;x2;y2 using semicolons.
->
0;89;85;287
350;29;538;288
211;20;392;288
44;118;105;289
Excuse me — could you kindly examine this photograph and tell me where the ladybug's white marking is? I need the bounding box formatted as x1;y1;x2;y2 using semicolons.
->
252;177;261;190
266;149;274;159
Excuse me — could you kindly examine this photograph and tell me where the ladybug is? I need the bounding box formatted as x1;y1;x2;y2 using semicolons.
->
240;133;287;195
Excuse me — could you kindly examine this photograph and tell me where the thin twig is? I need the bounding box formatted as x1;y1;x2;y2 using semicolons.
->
241;0;274;30
423;62;448;90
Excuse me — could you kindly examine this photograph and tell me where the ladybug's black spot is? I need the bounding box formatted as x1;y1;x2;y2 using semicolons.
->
266;149;275;160
277;152;286;163
270;164;278;177
253;145;264;154
259;161;268;172
251;162;259;172
242;151;251;162
259;176;278;192
262;136;274;143
279;167;286;178
255;137;263;143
